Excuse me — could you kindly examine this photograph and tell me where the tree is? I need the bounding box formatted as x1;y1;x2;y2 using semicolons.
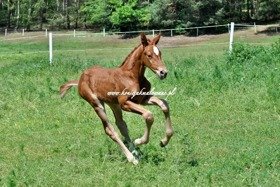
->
46;0;82;29
0;0;279;31
81;0;111;28
16;0;33;30
0;0;8;27
150;0;194;28
187;0;223;26
72;0;81;28
6;0;14;28
109;0;151;31
253;0;280;22
81;0;151;31
33;0;46;29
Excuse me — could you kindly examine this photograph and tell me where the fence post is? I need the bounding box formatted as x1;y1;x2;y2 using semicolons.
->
5;28;7;36
152;29;155;37
103;28;106;37
254;22;257;34
45;29;48;37
171;29;173;37
229;22;234;53
74;29;76;37
22;29;25;36
49;32;53;64
196;27;199;36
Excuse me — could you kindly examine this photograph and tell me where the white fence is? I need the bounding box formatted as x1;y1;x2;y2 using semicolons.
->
0;23;279;64
3;22;278;38
1;22;278;40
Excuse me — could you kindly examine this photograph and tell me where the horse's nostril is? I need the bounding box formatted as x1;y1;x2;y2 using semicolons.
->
160;70;167;77
159;70;167;79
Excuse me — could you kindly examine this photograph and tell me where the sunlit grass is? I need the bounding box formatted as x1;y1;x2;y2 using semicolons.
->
0;30;279;186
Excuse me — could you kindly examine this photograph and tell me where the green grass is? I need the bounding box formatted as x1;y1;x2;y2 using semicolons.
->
0;30;279;186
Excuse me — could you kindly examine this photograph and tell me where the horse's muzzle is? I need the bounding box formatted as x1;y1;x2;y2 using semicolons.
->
159;70;168;80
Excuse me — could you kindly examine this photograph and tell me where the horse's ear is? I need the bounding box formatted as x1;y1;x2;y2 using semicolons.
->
153;34;161;45
141;33;149;46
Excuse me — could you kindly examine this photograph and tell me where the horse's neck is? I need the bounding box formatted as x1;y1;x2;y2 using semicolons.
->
120;45;146;80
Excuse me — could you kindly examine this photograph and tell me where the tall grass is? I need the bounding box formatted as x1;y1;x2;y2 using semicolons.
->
0;38;279;186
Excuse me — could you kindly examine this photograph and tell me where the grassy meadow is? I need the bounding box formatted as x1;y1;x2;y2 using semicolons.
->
0;29;279;186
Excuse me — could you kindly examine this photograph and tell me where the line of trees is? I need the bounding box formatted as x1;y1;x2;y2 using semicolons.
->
0;0;279;31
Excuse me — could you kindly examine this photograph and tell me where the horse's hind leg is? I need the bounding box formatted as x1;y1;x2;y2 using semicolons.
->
108;104;141;158
145;96;173;147
108;104;131;142
85;94;138;165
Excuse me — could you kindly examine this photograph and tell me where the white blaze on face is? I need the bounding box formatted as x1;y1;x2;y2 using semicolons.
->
153;46;159;56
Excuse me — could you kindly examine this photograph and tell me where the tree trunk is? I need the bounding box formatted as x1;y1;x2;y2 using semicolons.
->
40;9;43;30
16;0;20;29
7;0;11;28
27;0;32;30
252;0;260;20
56;0;59;11
246;0;250;21
65;0;70;29
75;0;79;29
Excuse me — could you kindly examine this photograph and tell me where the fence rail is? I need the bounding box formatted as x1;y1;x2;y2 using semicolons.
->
0;23;279;64
1;23;278;39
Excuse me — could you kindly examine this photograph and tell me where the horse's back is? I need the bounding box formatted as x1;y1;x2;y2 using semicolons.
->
78;66;126;103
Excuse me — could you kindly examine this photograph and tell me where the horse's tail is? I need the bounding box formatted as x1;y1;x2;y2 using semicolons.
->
60;80;79;98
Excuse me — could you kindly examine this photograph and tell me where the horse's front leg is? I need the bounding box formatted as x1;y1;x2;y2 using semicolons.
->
144;96;173;147
80;91;138;165
120;100;154;146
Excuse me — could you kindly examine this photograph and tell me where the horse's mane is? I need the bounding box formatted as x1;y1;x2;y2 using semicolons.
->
119;44;142;68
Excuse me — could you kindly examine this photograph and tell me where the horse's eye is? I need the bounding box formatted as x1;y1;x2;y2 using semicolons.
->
147;54;152;59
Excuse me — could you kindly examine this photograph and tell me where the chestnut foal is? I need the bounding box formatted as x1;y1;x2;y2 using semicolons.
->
60;33;173;165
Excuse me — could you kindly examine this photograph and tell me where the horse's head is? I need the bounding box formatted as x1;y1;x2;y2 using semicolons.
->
141;33;167;80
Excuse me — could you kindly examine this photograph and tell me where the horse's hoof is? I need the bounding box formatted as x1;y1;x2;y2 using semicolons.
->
160;141;166;147
134;138;142;146
130;157;139;165
132;150;139;157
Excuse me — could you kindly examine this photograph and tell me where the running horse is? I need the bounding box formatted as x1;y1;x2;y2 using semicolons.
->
60;33;173;165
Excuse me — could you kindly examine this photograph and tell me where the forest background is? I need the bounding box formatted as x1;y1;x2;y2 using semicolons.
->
0;0;279;32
